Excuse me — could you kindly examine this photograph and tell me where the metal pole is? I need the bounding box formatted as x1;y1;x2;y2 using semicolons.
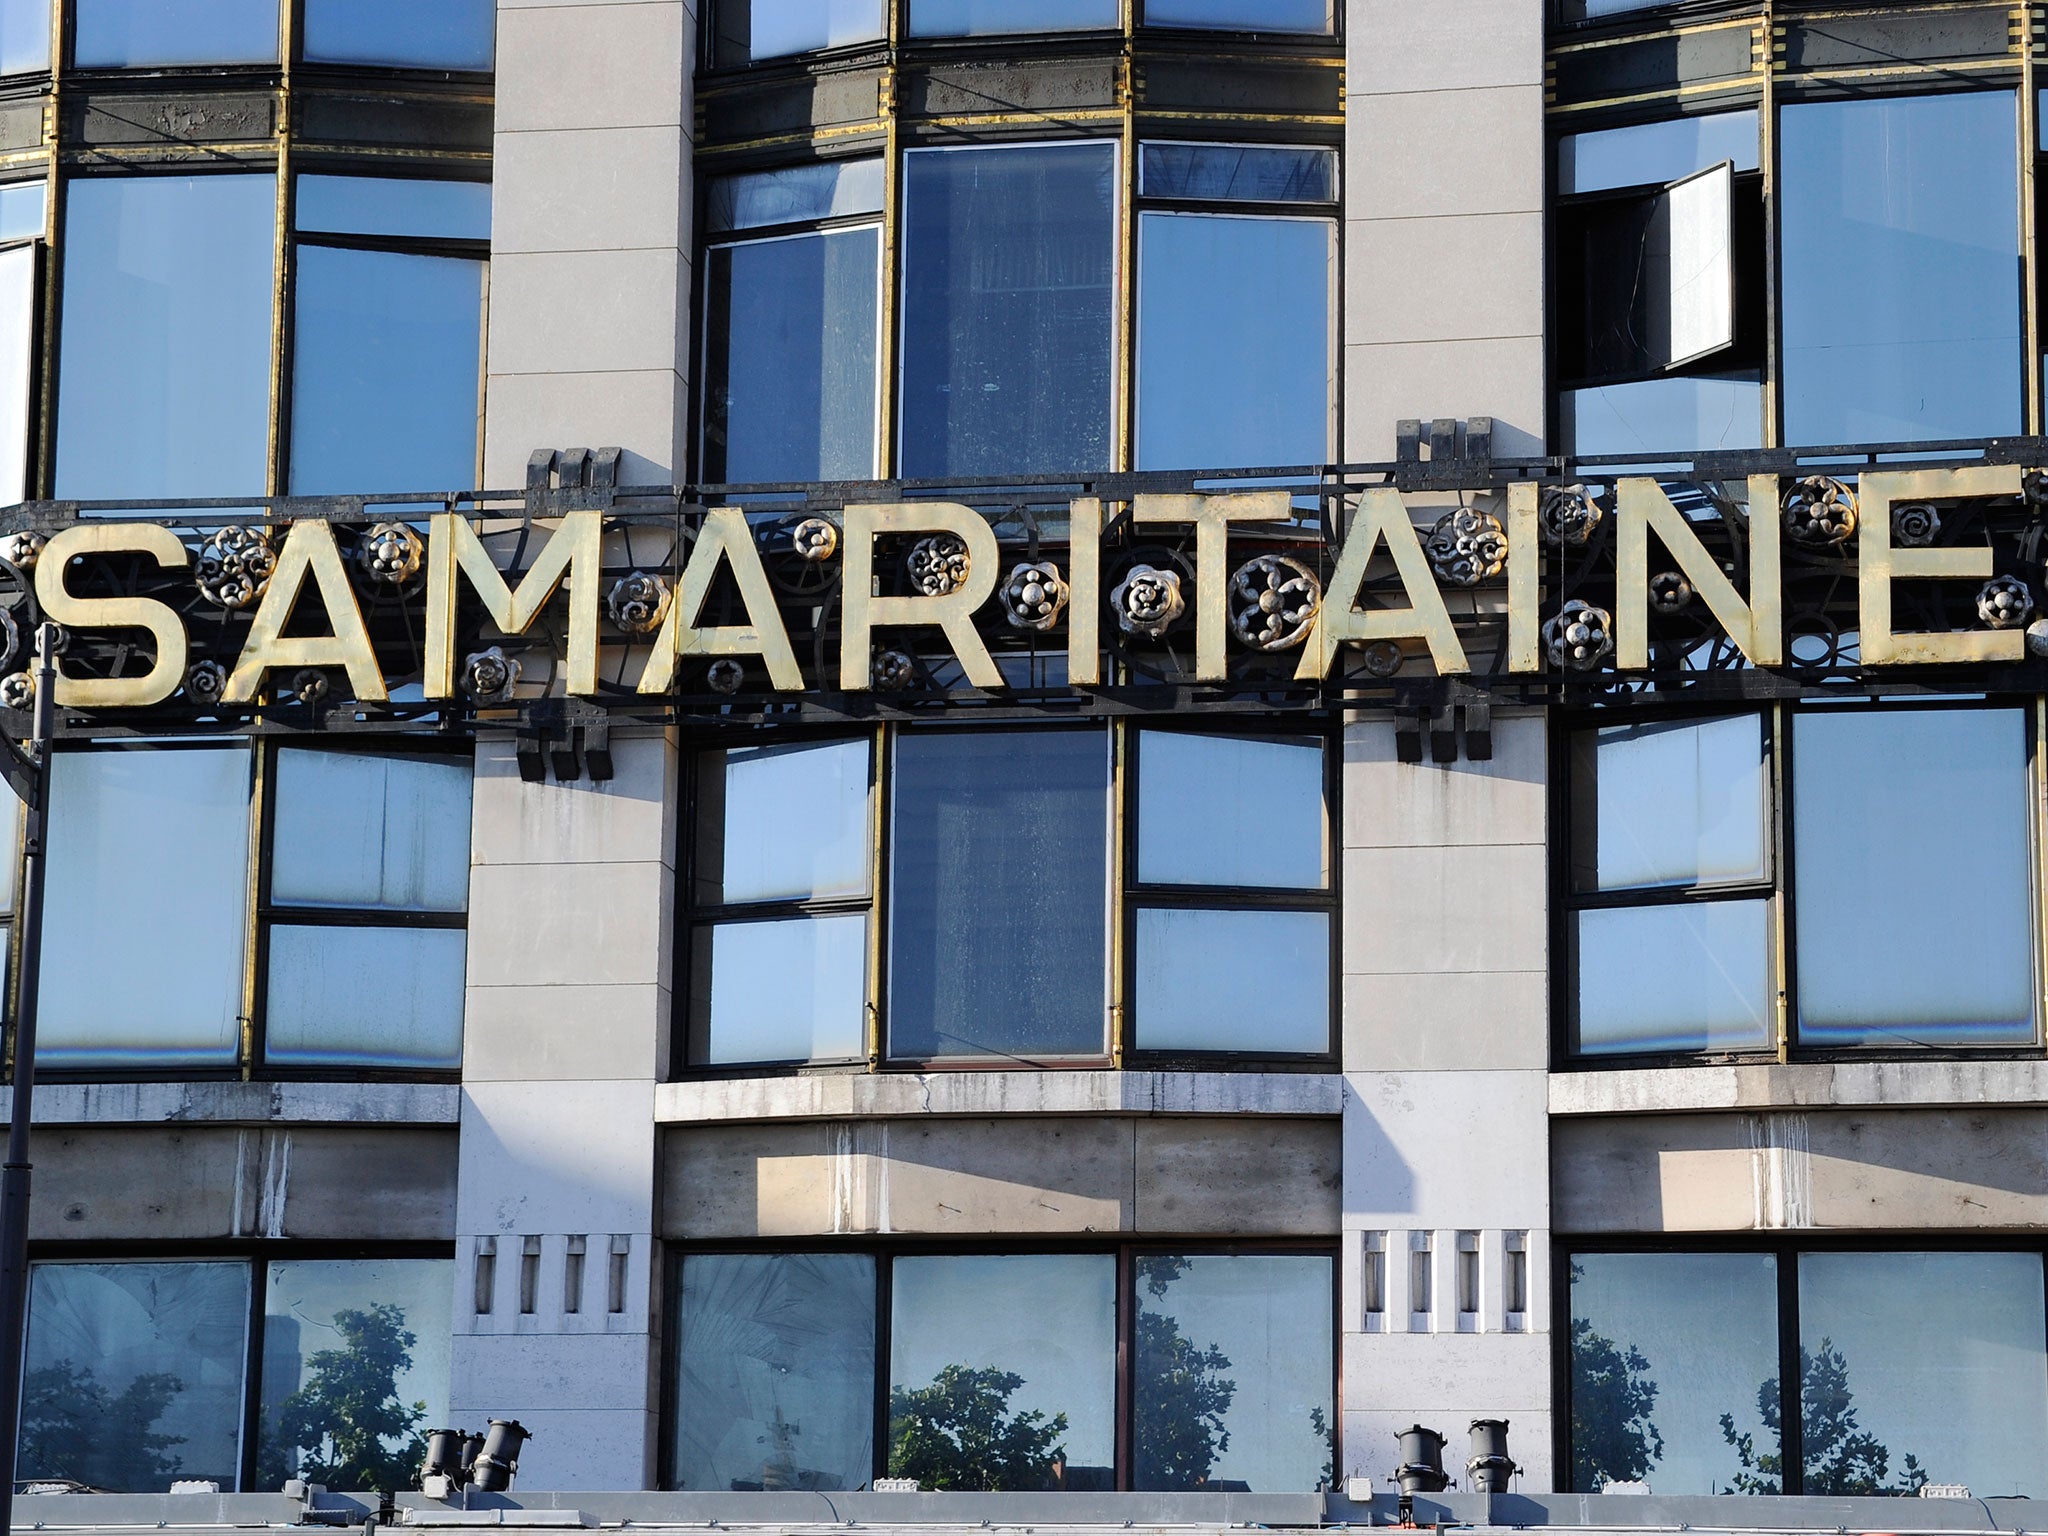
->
0;625;61;1533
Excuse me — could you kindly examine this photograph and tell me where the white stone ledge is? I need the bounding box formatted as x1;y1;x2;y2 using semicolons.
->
0;1080;462;1127
1550;1059;2048;1117
656;1070;1345;1125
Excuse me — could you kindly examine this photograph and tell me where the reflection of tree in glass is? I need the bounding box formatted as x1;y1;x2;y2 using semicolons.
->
1720;1338;1927;1496
20;1361;186;1490
1308;1406;1336;1491
262;1304;428;1490
1569;1266;1665;1490
1134;1257;1238;1489
887;1365;1068;1491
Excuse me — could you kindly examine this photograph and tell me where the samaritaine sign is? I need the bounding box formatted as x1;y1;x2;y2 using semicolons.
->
12;464;2043;709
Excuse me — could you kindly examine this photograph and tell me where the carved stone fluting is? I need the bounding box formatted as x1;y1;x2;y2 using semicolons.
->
1228;555;1322;651
195;526;276;610
1539;484;1603;546
0;671;32;710
607;571;673;635
464;646;520;703
1112;564;1185;638
792;517;840;563
288;668;330;706
357;522;424;588
1782;475;1858;545
185;660;228;705
1001;561;1070;632
0;531;44;569
1978;575;2034;630
1426;508;1508;587
1544;600;1615;671
907;533;971;597
871;649;917;690
1648;571;1694;614
1891;502;1941;548
2028;618;2048;658
706;659;746;695
1360;640;1404;679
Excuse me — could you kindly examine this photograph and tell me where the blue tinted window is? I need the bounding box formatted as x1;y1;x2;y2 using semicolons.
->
705;160;884;234
0;179;44;242
303;0;493;69
0;0;48;75
910;0;1117;36
714;0;884;64
1146;0;1331;32
1561;375;1763;458
1140;143;1335;202
297;175;491;241
75;0;276;66
1557;110;1759;195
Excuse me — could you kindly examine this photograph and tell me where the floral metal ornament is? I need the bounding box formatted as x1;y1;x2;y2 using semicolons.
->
1001;561;1070;632
871;649;917;690
464;646;520;703
1782;476;1858;545
1228;555;1323;651
1890;502;1941;548
196;525;276;610
185;660;228;705
2025;468;2048;507
1544;600;1615;671
907;533;971;597
1426;508;1509;587
357;522;425;588
288;668;330;706
607;571;673;635
1360;640;1404;679
706;659;745;695
1112;564;1185;639
792;517;840;563
1648;571;1694;614
1978;575;2034;630
0;671;29;710
0;609;19;675
2028;618;2048;658
1539;484;1603;546
0;531;44;570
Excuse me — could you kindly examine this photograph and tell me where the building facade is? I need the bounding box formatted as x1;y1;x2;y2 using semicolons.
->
0;0;2041;1521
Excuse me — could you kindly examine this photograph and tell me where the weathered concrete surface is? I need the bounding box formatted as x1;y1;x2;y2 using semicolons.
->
1552;1059;2048;1116
656;1070;1344;1124
3;1079;459;1125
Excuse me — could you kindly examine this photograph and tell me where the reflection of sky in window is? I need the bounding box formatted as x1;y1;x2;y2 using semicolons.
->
0;0;49;74
75;0;276;66
303;0;494;69
262;1259;453;1435
909;0;1117;36
1558;111;1759;195
1584;715;1766;891
1575;900;1771;1055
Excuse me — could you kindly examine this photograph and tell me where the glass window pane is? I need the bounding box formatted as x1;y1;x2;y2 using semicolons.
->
1147;0;1331;31
900;143;1116;479
75;0;275;66
290;246;484;495
1568;1252;1780;1494
1137;213;1332;471
1558;111;1760;196
1133;1255;1333;1491
1135;909;1328;1054
1799;1252;2048;1497
0;243;33;507
303;0;493;69
910;0;1118;36
1781;91;2022;447
714;0;884;65
296;176;491;241
41;747;249;1068
1794;709;2035;1046
1562;374;1763;458
264;925;466;1068
0;179;46;241
1138;731;1325;887
1576;901;1771;1056
22;1261;251;1491
704;229;880;483
695;739;870;905
259;1258;454;1489
692;915;867;1065
674;1253;876;1492
889;1255;1115;1489
1571;715;1767;892
1139;144;1336;202
0;0;48;74
273;750;472;911
706;161;885;235
0;777;19;913
1562;0;1678;18
889;732;1108;1061
56;175;275;500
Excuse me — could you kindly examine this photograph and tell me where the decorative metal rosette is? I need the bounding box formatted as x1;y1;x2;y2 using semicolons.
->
607;571;672;636
1359;640;1404;679
356;522;424;589
1540;484;1603;547
196;526;277;611
2028;618;2048;659
1890;502;1941;548
1001;562;1070;632
706;659;746;695
185;660;228;705
288;668;330;706
1648;571;1694;614
1978;575;2034;630
0;608;19;674
906;534;971;597
871;649;917;690
791;518;840;563
464;646;520;703
1782;476;1858;546
1544;599;1615;672
1111;564;1185;639
0;671;32;711
1228;555;1322;651
1425;508;1508;588
2025;468;2048;508
0;531;44;570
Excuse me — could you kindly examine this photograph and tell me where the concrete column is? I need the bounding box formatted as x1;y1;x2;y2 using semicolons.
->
1344;0;1547;459
1339;714;1554;1490
485;0;697;487
451;729;678;1489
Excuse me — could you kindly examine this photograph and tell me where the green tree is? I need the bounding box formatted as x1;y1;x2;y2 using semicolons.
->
1719;1338;1927;1496
264;1304;427;1490
18;1360;186;1491
1133;1257;1237;1489
887;1365;1068;1491
1569;1312;1664;1489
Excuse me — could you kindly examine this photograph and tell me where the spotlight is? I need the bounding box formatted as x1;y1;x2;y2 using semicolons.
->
1467;1420;1518;1493
1392;1425;1449;1496
470;1420;532;1493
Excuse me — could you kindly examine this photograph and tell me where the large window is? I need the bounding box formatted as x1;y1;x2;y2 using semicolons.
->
73;0;276;68
668;1246;1334;1493
1563;704;2037;1060
1566;1247;2048;1497
302;0;495;70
